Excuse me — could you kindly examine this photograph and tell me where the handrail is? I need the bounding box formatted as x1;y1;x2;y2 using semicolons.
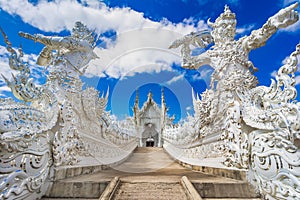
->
99;176;120;200
180;176;203;200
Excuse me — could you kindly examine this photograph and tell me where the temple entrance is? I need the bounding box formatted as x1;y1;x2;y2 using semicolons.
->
146;137;155;147
141;123;158;147
134;90;174;147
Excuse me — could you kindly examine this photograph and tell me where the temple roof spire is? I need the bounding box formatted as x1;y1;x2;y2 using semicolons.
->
147;90;153;102
134;89;139;106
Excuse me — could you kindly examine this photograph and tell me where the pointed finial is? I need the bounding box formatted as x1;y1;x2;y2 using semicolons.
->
11;73;17;81
161;86;165;103
134;89;139;108
208;4;236;28
224;5;230;12
135;89;139;100
148;90;153;99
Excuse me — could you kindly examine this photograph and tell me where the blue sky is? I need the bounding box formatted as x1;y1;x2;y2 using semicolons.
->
0;0;299;122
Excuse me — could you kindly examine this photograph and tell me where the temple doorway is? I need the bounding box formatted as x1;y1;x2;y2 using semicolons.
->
146;137;155;147
141;123;158;147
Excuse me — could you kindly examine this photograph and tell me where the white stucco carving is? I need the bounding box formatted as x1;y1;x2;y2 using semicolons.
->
166;3;300;199
0;22;136;200
244;44;300;200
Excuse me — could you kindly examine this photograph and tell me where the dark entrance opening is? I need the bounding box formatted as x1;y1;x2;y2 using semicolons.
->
146;137;154;147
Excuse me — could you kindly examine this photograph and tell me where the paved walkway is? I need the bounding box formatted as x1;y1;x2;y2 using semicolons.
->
44;147;259;199
64;147;240;183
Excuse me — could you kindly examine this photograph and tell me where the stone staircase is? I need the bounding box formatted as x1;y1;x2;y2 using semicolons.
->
42;147;261;200
113;182;188;200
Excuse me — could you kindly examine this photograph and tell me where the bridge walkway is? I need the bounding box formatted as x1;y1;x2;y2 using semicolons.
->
42;147;260;199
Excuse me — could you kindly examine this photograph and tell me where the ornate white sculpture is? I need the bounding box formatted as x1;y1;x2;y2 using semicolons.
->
17;22;100;167
0;22;136;200
166;3;300;199
244;44;300;200
0;27;59;200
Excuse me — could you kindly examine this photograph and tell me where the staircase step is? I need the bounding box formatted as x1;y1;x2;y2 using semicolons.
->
43;148;259;199
44;181;108;198
193;181;259;198
113;182;188;200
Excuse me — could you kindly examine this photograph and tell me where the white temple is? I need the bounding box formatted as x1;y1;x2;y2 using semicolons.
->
133;89;174;147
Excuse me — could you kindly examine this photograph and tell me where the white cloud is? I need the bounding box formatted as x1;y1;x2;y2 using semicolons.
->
165;74;184;85
192;66;214;87
0;46;11;95
0;0;208;79
0;85;10;92
0;0;206;34
236;24;255;35
88;28;183;78
0;46;13;79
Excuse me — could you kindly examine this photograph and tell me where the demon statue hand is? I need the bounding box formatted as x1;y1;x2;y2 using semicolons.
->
168;30;213;68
